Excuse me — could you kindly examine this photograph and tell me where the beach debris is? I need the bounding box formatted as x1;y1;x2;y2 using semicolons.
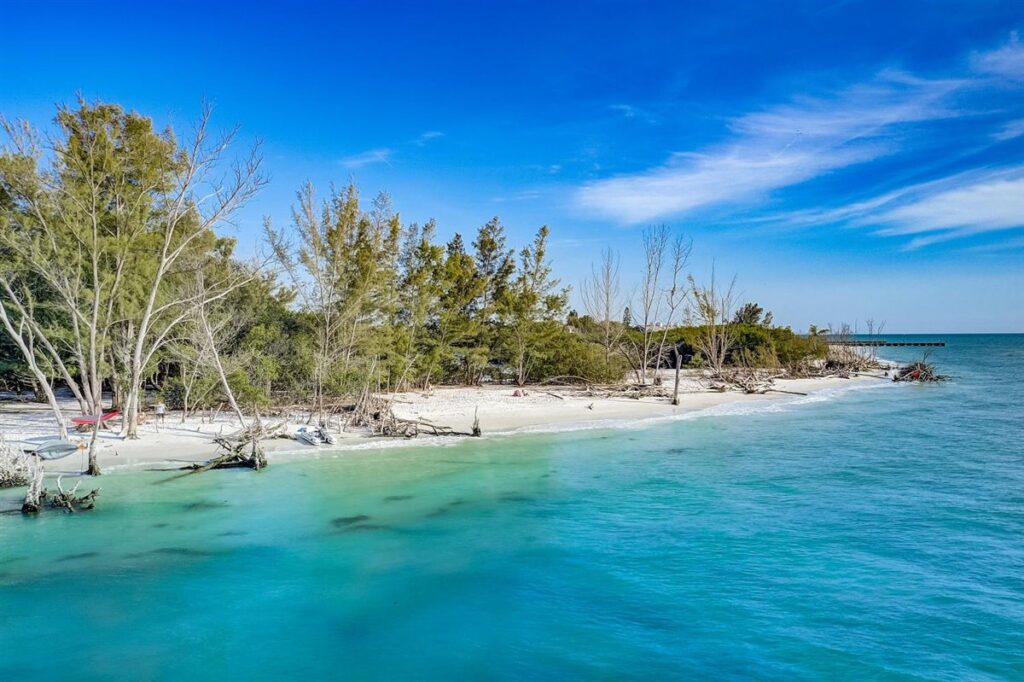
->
347;391;481;439
0;437;31;488
21;470;99;515
894;359;948;383
710;368;782;394
185;419;281;473
48;476;99;513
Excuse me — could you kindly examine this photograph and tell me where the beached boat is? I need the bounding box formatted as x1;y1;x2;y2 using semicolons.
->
294;427;322;446
23;439;84;460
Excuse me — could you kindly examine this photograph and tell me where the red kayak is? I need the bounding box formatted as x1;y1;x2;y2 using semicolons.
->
71;410;121;429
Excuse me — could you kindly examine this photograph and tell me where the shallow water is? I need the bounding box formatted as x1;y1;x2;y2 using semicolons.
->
1;335;1022;680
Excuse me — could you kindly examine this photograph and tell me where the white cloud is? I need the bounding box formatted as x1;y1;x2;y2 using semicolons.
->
577;72;957;223
575;37;1024;226
415;130;444;146
971;31;1024;79
869;174;1024;248
339;147;392;168
992;118;1024;141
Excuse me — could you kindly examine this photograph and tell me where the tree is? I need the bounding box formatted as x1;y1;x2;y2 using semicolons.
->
0;100;265;463
733;302;773;326
688;269;737;376
433;233;484;385
581;247;625;372
470;217;514;383
266;182;401;414
621;226;691;384
498;226;568;386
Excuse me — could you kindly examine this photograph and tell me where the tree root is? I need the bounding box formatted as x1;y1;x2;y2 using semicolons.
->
22;471;99;515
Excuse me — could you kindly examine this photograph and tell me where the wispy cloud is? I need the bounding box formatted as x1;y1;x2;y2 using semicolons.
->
870;171;1024;248
971;31;1024;79
414;130;444;146
992;118;1024;141
339;147;392;169
609;104;659;124
575;37;1023;229
965;234;1024;252
339;132;442;168
578;73;960;223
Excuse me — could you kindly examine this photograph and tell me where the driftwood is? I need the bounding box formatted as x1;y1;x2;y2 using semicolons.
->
577;383;670;400
48;476;99;512
22;469;99;514
347;391;481;438
183;420;282;473
706;368;785;394
894;360;948;383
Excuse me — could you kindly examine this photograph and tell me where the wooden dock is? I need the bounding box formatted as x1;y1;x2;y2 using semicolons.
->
826;340;945;347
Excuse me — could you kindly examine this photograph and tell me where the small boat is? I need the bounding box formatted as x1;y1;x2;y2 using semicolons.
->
23;439;84;460
316;426;337;445
294;427;322;446
71;410;121;431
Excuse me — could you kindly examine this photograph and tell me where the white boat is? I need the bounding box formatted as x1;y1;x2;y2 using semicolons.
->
294;427;322;446
316;426;337;445
23;439;84;460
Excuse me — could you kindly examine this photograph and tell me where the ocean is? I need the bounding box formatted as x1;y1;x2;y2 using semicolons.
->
1;335;1022;680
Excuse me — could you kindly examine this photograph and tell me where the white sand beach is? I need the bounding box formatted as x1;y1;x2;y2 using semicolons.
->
0;373;885;475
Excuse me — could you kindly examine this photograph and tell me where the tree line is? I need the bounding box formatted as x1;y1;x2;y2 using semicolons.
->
0;100;825;467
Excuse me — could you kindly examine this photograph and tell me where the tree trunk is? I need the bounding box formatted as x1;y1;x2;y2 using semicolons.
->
0;305;69;439
672;351;682;406
85;406;102;476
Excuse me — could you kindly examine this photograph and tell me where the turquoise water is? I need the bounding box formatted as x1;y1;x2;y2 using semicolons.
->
1;335;1022;680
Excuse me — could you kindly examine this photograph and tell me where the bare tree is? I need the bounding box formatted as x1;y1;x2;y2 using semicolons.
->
688;268;737;377
620;226;691;384
580;247;625;369
192;272;248;429
121;106;267;439
0;102;266;455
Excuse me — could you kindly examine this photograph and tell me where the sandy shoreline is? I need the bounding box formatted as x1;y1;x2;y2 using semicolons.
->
0;373;887;475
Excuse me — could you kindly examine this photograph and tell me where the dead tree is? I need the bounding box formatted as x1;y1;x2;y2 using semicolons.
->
581;247;626;369
21;459;44;513
0;436;30;488
688;268;737;377
621;227;691;384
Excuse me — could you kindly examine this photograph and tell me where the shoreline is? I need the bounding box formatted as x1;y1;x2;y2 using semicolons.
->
0;373;889;477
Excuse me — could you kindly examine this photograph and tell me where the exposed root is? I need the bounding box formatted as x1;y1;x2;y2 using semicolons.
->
48;475;99;513
348;391;481;438
22;470;99;515
187;419;281;473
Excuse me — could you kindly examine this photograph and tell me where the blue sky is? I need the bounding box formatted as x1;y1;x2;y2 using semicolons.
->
2;0;1023;331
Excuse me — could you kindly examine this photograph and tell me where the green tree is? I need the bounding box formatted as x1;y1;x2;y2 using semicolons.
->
497;226;568;385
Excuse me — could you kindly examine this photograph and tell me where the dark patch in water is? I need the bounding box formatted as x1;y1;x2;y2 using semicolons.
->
332;514;371;527
343;523;388;532
500;494;532;503
183;500;229;512
218;530;248;537
384;495;413;502
128;547;215;558
57;552;99;562
152;522;169;528
426;508;449;518
447;499;465;507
